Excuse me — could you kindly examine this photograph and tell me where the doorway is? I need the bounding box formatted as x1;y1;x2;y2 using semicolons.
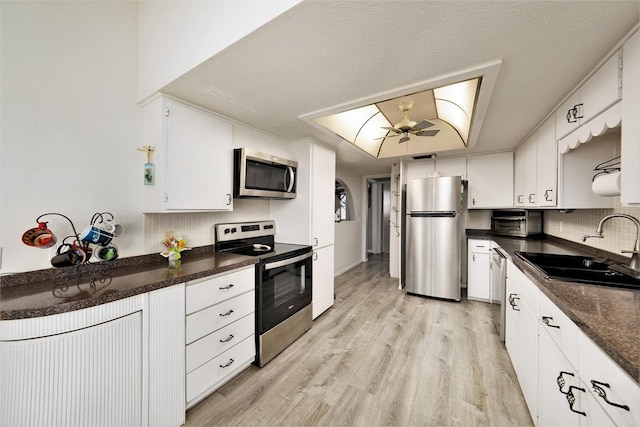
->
366;178;391;255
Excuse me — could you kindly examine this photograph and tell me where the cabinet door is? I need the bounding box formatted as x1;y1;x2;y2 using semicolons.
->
468;152;514;208
556;92;582;140
505;274;520;360
312;244;334;319
580;53;621;123
536;117;557;207
148;284;186;427
311;143;335;248
514;145;526;206
523;135;538;206
165;99;233;210
467;251;490;301
538;329;582;427
1;313;143;426
436;156;467;180
518;301;539;420
578;331;640;426
621;30;640;205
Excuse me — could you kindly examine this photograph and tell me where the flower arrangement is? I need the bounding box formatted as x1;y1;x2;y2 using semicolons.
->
160;236;191;260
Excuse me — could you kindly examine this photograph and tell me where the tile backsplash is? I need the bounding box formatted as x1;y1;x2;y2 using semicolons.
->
544;198;640;258
143;199;270;254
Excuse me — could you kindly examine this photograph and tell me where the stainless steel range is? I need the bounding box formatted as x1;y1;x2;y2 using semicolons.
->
214;220;312;367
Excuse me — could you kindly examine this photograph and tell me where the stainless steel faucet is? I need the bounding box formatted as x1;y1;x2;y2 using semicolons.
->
582;213;640;272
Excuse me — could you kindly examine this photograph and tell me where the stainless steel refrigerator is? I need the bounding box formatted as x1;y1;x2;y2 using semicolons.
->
405;176;461;301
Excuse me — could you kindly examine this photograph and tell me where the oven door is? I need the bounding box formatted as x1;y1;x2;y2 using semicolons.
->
258;252;312;334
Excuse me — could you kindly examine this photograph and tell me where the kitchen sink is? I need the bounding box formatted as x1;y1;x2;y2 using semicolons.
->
515;251;640;290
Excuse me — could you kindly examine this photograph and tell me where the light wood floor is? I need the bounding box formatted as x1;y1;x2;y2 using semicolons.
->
185;254;533;426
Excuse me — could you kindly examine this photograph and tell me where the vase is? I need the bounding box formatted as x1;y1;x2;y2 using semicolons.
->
168;252;181;268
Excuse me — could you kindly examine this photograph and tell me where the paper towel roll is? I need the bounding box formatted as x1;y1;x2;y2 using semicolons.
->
591;171;621;197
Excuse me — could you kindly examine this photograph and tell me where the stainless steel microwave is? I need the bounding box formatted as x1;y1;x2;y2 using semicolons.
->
233;148;297;199
491;209;542;237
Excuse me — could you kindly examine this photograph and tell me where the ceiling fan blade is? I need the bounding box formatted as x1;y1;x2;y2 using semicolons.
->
414;129;440;137
374;133;402;140
381;126;402;133
411;119;436;131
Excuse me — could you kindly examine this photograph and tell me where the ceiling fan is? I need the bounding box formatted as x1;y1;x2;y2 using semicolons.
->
378;99;439;143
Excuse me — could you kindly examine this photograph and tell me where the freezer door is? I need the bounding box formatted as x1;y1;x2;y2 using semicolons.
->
406;176;461;213
405;215;461;301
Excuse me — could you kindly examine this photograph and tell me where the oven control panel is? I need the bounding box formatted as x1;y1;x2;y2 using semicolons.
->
215;220;276;243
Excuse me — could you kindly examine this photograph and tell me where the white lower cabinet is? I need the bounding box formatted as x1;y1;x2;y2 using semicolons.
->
312;244;334;319
538;329;584;427
505;261;539;422
0;287;186;427
184;267;256;408
467;239;491;301
578;331;640;426
506;262;640;426
1;312;144;427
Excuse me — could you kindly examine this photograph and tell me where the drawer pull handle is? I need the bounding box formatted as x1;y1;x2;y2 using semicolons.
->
591;380;630;411
219;284;234;290
508;293;520;311
542;316;560;329
565;386;587;416
557;370;574;394
219;358;235;368
219;334;234;343
219;309;234;317
544;189;553;201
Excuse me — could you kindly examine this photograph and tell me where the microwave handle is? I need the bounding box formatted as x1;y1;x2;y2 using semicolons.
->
285;167;295;192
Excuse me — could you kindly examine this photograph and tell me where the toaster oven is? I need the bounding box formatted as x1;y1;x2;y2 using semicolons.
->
491;209;542;237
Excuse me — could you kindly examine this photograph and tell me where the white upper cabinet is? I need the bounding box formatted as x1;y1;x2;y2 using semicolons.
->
515;116;558;208
142;96;233;212
536;117;558;207
621;29;640;205
468;152;514;209
556;52;622;141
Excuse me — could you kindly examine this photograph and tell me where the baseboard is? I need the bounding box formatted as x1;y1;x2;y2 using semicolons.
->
335;260;364;276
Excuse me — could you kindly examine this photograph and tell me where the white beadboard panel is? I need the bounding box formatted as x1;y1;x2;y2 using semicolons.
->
147;284;186;427
0;294;145;341
0;312;143;427
142;199;270;254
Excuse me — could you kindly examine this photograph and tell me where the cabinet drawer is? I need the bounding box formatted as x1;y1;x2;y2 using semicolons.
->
538;291;578;368
186;312;254;374
186;267;254;315
578;331;640;426
186;291;254;344
468;239;491;254
186;335;255;403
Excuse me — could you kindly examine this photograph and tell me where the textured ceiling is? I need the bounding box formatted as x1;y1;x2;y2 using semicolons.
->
163;0;639;175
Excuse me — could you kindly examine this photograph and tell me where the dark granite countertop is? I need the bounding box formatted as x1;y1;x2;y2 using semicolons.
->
0;247;258;321
467;230;640;385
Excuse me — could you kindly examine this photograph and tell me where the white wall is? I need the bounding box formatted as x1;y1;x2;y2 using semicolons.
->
1;1;142;274
136;0;302;101
0;1;296;274
334;165;364;276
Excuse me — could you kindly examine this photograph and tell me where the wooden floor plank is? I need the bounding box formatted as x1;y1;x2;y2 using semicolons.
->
185;254;533;426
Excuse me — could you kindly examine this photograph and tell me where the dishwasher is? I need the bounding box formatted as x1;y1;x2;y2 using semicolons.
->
490;247;507;342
